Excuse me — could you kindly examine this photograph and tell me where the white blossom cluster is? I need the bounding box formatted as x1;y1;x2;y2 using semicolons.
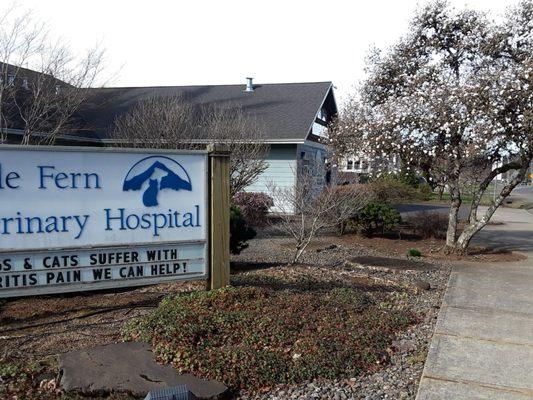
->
332;1;532;187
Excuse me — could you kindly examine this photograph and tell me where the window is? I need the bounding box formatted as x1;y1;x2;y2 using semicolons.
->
347;160;354;170
22;78;28;89
7;75;15;85
314;150;322;163
317;107;327;122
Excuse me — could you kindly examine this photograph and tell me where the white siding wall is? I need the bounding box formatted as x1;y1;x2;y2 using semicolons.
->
245;144;297;212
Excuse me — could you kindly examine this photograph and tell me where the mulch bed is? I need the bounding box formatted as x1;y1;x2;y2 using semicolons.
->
337;233;526;263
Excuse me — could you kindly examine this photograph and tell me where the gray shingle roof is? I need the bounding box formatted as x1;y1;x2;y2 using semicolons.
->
76;81;336;142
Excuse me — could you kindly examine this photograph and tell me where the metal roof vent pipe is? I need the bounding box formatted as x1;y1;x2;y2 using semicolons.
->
245;77;254;92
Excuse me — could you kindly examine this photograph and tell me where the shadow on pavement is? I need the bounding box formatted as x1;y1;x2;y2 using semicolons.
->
474;230;533;253
395;203;471;220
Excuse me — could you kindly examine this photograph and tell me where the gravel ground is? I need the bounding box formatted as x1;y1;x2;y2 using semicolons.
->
1;232;450;400
233;234;451;400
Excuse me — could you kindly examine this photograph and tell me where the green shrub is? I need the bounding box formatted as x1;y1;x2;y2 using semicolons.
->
354;202;402;236
230;205;256;255
358;173;371;184
398;169;420;188
407;248;422;257
416;183;433;201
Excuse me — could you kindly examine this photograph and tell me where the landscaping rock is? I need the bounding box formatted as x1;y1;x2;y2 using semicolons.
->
392;339;417;353
414;280;431;292
350;256;438;272
59;342;227;399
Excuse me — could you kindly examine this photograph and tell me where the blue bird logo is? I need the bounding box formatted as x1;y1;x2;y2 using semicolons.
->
123;156;192;207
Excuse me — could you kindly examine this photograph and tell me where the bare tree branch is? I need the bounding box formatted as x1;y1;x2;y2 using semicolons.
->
268;164;364;263
112;95;269;196
0;3;106;145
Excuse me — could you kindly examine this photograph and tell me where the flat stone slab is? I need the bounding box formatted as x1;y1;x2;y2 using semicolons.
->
436;306;533;346
417;377;533;400
417;208;533;399
349;255;438;271
423;334;533;393
444;269;533;315
59;342;227;399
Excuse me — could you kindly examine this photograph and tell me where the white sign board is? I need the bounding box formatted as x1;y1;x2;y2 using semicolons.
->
0;146;208;297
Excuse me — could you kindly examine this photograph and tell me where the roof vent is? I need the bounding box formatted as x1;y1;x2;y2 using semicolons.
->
245;77;254;92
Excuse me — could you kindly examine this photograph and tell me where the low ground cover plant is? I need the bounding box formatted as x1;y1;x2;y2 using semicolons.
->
124;286;416;391
0;353;60;400
407;248;422;257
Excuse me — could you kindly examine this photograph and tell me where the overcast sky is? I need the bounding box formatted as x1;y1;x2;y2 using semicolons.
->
15;0;521;104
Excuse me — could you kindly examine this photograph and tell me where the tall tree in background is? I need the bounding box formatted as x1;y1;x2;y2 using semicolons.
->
333;0;532;252
0;4;105;144
112;96;269;196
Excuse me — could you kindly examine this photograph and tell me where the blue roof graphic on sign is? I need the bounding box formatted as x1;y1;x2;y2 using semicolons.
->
123;156;192;207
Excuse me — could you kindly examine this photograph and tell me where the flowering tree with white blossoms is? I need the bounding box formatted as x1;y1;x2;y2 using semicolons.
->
333;0;532;252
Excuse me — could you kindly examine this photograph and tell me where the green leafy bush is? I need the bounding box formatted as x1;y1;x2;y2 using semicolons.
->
398;169;420;188
123;286;416;391
354;202;402;236
407;248;422;257
416;183;433;201
230;205;256;255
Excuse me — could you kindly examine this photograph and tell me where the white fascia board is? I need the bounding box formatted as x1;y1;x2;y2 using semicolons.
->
5;128;103;143
99;138;306;145
6;128;308;145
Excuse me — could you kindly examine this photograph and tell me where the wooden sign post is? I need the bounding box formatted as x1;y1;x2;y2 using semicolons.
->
207;144;230;290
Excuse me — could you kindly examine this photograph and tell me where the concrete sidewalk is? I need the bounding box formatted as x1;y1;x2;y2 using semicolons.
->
416;208;533;399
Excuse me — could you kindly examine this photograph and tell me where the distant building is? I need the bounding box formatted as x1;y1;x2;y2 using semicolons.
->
338;152;399;183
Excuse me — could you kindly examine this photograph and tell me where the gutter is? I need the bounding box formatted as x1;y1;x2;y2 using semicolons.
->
4;129;309;146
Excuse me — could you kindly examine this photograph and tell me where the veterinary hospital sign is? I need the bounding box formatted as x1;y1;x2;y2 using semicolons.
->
0;146;209;297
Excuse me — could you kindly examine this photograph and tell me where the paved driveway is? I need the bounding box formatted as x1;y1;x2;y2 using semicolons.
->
416;207;533;399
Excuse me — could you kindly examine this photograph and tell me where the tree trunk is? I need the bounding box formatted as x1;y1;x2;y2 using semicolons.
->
292;246;305;264
438;186;444;201
455;222;480;251
454;165;529;252
446;187;462;248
